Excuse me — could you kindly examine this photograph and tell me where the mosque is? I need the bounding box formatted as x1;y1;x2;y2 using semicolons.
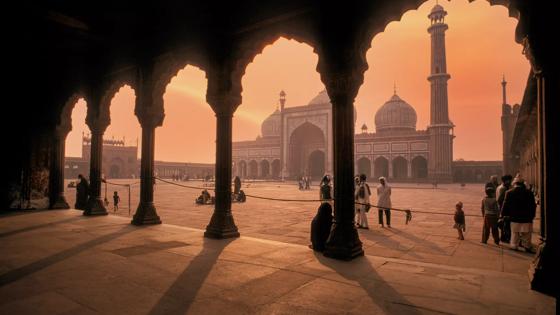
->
233;4;461;182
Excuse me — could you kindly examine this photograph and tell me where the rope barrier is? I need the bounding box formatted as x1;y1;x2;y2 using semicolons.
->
153;176;539;222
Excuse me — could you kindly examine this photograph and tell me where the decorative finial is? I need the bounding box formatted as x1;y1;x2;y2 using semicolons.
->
393;81;397;95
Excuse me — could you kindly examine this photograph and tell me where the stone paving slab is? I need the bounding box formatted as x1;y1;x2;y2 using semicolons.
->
0;210;555;315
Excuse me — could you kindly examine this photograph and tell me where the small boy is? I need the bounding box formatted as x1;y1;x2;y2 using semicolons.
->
113;191;120;212
453;201;466;240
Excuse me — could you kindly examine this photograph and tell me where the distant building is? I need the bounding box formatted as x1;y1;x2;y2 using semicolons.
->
65;135;214;180
502;72;538;189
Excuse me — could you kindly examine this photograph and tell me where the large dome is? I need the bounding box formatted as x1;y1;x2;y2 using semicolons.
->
261;108;281;137
375;93;417;133
308;90;331;105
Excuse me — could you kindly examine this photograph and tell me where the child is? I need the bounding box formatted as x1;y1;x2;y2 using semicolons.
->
453;201;466;240
113;191;120;212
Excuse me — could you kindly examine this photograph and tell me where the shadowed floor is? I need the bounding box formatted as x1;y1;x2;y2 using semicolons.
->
0;210;554;314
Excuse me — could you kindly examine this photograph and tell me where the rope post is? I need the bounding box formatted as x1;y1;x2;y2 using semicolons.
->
128;184;131;216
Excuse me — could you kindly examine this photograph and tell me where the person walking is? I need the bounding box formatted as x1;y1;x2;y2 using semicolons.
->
481;187;500;245
453;201;466;240
377;177;392;228
113;191;120;212
501;176;536;252
355;174;371;229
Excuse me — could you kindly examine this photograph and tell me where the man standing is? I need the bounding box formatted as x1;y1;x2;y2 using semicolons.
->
233;176;241;195
485;175;499;197
497;174;513;242
355;174;371;229
75;174;89;210
501;176;536;252
377;177;392;228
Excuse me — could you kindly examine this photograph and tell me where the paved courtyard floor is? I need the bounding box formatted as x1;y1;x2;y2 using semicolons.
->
66;180;542;272
0;181;554;314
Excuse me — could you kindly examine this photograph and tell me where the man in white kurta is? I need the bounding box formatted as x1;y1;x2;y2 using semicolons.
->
377;177;392;227
355;174;371;229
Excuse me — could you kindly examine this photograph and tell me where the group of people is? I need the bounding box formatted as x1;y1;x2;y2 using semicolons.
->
170;174;190;181
309;174;394;252
453;174;537;252
74;174;120;212
298;176;312;190
354;175;393;230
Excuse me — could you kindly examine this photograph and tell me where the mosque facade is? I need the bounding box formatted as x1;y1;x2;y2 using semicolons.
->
233;4;463;182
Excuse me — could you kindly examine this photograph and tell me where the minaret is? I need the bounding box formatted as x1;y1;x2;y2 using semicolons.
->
500;75;517;175
427;3;453;182
279;90;286;181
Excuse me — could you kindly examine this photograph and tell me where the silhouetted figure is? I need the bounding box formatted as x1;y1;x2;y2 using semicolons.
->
113;191;120;212
233;176;241;195
75;174;89;210
305;176;310;190
502;176;536;252
355;174;371;229
309;175;333;252
485;175;499;197
497;174;513;243
195;189;212;205
453;201;466;240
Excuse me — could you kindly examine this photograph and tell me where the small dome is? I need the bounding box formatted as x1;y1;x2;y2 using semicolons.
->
431;4;444;14
261;109;281;137
375;93;417;133
308;90;331;105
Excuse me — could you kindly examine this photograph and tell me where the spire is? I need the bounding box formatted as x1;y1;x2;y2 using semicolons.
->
393;81;397;95
501;74;507;105
279;90;286;112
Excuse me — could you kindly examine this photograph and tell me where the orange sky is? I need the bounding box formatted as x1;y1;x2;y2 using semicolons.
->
66;0;529;163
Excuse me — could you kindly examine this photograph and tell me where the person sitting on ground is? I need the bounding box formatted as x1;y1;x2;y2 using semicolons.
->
75;174;89;210
195;189;212;205
453;201;466;240
481;186;500;245
355;174;371;229
309;175;333;252
501;176;536;252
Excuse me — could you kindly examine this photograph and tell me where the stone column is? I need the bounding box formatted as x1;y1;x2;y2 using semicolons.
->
84;120;109;216
530;69;559;295
49;127;70;209
132;111;162;225
319;63;365;260
204;91;240;239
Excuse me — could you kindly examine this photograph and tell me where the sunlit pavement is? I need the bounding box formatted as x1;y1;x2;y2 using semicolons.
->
0;182;553;314
69;180;542;273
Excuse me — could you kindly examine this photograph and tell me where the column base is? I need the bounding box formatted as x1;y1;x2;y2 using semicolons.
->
323;222;364;261
132;202;162;225
529;239;558;297
84;197;108;216
49;196;70;210
204;210;240;239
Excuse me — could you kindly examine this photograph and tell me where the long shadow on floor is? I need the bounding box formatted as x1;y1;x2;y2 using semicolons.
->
0;225;135;287
0;215;85;238
315;253;423;315
147;237;234;315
